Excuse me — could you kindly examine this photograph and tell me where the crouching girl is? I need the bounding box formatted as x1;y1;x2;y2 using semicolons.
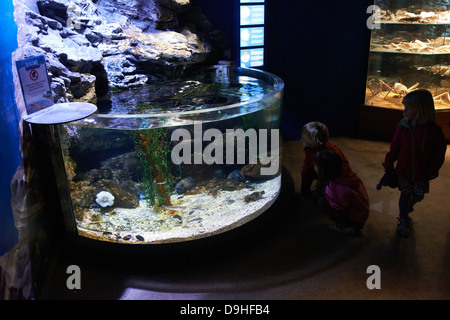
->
314;150;370;236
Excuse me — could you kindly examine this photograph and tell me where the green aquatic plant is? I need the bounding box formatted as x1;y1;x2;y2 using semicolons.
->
126;81;227;209
129;127;175;211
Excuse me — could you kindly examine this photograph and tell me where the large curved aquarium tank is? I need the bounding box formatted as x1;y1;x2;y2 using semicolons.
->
55;66;284;245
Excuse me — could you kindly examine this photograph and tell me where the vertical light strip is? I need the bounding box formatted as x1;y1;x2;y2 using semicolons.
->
239;0;265;68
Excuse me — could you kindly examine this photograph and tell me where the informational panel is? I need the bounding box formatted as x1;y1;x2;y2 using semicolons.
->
15;55;53;114
240;48;264;68
240;27;264;47
239;1;265;68
240;5;265;25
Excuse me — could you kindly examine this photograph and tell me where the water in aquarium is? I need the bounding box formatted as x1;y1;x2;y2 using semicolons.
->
58;66;284;244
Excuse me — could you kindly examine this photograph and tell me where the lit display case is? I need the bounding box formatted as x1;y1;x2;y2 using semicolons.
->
366;1;450;110
362;0;450;139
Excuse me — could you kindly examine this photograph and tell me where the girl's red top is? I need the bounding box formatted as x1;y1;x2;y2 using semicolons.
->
383;118;447;182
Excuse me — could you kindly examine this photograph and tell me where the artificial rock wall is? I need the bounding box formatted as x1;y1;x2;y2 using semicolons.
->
13;0;228;117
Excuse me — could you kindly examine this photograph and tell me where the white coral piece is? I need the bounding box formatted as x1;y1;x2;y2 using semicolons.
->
95;191;115;207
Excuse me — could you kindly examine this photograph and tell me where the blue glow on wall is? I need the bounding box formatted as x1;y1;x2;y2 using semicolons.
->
0;0;20;255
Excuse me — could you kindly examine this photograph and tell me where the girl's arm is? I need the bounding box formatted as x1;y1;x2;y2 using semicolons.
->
383;123;403;170
428;126;447;180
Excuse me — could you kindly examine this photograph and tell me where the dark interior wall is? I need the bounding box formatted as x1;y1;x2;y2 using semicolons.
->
264;0;374;139
190;0;236;61
192;0;374;140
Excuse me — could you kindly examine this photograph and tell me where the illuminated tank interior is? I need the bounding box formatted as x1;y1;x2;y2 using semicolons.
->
57;66;284;244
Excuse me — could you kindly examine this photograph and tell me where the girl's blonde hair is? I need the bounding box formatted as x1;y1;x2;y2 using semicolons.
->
301;121;329;147
402;89;436;124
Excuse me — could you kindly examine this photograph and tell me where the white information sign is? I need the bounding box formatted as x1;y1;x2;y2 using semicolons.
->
16;55;53;115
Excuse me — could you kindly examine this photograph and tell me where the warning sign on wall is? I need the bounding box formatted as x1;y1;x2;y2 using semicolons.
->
16;55;53;115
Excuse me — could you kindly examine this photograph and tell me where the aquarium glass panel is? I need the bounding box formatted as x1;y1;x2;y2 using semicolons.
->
57;66;284;244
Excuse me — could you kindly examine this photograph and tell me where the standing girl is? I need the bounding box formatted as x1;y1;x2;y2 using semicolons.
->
382;89;447;236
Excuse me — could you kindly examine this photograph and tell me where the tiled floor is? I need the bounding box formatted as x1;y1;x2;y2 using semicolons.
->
38;137;450;300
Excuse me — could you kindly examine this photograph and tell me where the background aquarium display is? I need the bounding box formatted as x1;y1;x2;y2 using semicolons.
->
366;0;450;110
57;66;284;244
